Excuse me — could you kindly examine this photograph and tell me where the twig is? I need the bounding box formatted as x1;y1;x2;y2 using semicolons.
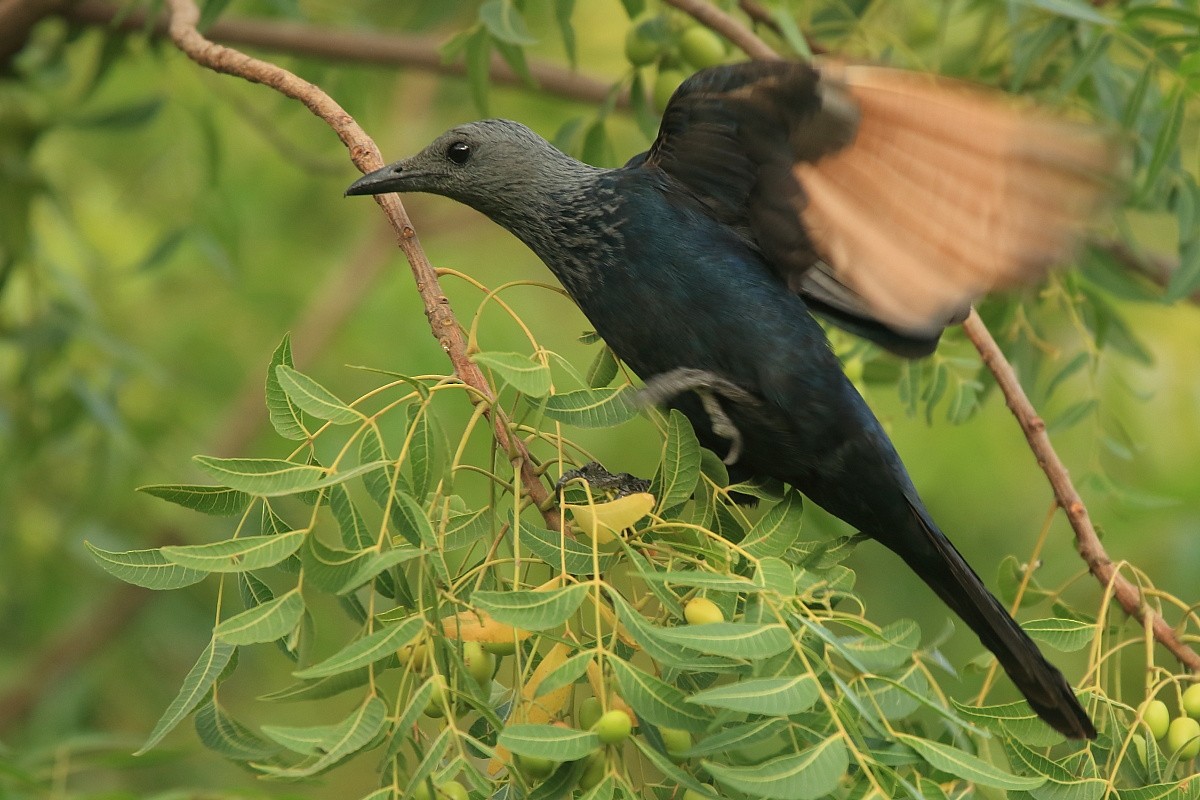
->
13;0;622;107
162;0;560;523
737;0;782;35
667;0;1200;671
963;310;1200;670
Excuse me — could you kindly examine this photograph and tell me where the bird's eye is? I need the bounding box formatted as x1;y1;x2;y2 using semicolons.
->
446;141;471;165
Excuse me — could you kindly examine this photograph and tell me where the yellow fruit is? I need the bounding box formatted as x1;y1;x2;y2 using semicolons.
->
1182;683;1200;718
653;69;687;113
578;697;603;731
397;640;429;671
1142;699;1171;740
594;709;633;744
684;597;724;625
1166;716;1200;759
679;27;726;69
660;727;692;761
462;640;496;686
567;492;655;543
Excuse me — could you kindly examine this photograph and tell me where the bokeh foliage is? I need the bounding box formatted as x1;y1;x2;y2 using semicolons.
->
1;0;1199;798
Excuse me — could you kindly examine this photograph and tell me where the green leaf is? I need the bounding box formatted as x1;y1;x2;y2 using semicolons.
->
1014;0;1112;25
839;619;921;672
329;484;372;550
1143;86;1185;198
1166;239;1200;303
86;542;206;590
479;0;538;45
896;732;1046;790
515;520;618;575
499;724;600;761
542;387;638;428
161;530;306;573
471;584;589;631
609;657;710;733
192;456;386;496
608;589;729;671
194;700;280;762
302;536;420;595
682;719;789;758
137;484;251;516
535;651;594;698
256;696;387;777
258;669;371;704
266;334;307;441
742;490;804;558
388;488;438;552
639;571;764;592
137;638;236;754
294;615;423;679
703;735;849;800
464;26;492;115
652;622;793;659
1023;618;1095;652
215;589;305;645
1046;398;1098;433
554;0;577;66
586;345;619;388
656;409;701;512
473;351;552;397
406;404;435;500
274;365;359;424
688;675;819;716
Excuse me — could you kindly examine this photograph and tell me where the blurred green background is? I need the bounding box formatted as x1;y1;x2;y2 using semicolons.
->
1;0;1197;796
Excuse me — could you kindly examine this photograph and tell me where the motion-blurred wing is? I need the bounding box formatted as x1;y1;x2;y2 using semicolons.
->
641;60;1117;356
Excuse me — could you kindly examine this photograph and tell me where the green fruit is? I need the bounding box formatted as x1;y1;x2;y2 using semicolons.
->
1182;684;1200;718
1166;716;1200;759
438;781;469;800
482;638;518;656
577;752;606;790
463;641;496;686
653;69;686;113
578;696;604;731
516;753;556;780
684;597;724;625
660;727;692;761
424;674;449;718
624;16;670;66
679;27;726;69
412;780;435;800
682;790;711;800
594;709;633;744
1142;699;1171;740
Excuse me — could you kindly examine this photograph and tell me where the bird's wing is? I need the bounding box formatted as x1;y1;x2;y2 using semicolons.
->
642;60;1117;353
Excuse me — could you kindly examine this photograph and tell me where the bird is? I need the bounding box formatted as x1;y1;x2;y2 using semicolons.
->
346;59;1115;739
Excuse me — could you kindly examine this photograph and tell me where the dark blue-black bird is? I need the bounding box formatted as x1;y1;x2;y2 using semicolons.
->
347;60;1114;739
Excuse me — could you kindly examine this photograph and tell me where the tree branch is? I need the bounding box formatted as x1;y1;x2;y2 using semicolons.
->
666;0;1200;671
963;310;1200;670
163;0;561;525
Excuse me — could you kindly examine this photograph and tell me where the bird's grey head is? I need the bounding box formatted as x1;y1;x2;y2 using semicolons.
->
345;120;591;224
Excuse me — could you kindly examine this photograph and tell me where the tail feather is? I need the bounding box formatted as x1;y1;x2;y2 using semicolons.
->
896;498;1096;739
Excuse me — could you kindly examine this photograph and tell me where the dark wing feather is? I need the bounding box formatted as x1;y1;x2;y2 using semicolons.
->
636;60;1117;355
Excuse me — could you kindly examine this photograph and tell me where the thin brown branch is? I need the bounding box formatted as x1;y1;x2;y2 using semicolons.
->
964;309;1200;670
45;0;623;107
737;0;782;35
670;0;1200;671
162;0;560;523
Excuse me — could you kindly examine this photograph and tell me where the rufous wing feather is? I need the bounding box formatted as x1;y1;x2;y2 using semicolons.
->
797;64;1119;336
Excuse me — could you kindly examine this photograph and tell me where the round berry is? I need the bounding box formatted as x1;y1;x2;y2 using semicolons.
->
1142;699;1170;740
679;27;726;69
594;709;633;744
684;597;724;625
1182;683;1200;719
1166;716;1200;759
578;696;603;731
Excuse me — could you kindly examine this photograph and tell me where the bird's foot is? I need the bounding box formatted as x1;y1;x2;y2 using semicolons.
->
637;368;757;466
555;461;651;498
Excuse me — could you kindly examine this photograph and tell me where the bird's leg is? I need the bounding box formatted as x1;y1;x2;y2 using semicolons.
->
555;461;651;498
637;368;759;466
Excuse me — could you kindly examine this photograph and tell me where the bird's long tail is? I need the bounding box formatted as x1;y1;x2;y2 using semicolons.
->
893;498;1096;739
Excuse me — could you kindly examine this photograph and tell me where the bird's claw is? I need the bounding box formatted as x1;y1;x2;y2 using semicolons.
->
637;368;756;465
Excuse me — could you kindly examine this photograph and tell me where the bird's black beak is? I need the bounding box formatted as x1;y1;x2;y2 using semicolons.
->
344;161;409;197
